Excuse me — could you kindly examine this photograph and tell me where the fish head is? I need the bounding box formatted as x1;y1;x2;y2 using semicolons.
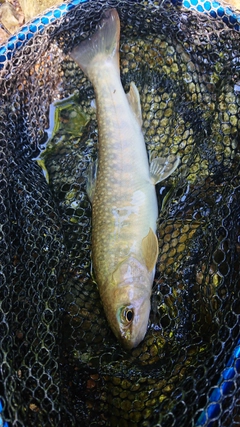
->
102;256;153;350
114;283;151;350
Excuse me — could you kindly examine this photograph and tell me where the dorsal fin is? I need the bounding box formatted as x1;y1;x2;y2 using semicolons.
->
126;82;142;127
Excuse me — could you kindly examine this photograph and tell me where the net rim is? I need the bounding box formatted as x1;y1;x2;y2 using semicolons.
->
0;0;239;70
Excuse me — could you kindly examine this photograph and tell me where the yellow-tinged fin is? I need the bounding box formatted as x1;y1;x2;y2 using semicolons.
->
150;156;180;185
126;82;142;127
141;228;159;272
70;8;120;79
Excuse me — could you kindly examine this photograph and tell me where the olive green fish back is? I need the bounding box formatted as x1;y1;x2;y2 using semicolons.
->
0;0;240;426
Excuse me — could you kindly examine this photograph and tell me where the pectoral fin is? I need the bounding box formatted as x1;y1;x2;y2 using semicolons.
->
86;159;98;202
150;156;180;185
141;228;159;272
126;82;142;127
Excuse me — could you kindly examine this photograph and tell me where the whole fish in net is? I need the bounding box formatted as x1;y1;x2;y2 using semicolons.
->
70;8;179;350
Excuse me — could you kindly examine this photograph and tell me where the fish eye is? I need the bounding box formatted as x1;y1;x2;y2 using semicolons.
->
122;307;134;323
126;309;133;322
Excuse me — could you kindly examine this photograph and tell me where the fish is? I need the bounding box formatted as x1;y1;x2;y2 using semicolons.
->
70;8;179;349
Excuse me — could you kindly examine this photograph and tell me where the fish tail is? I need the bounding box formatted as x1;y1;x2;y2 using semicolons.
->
70;9;120;79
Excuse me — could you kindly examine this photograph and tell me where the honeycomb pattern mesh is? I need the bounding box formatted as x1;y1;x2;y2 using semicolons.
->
0;0;240;426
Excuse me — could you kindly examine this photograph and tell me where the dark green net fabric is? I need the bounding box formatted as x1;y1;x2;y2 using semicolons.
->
0;0;239;426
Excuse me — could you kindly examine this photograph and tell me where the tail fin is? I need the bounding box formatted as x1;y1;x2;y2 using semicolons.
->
70;9;120;79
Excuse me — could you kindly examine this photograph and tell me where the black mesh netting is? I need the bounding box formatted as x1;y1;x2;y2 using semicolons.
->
0;0;240;426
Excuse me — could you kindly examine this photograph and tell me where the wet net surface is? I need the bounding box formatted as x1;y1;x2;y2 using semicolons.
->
0;0;240;426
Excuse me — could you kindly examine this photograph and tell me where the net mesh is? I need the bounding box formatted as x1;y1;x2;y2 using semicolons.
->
0;0;240;426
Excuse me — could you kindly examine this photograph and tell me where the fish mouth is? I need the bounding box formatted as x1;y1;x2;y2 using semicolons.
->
119;330;144;350
118;320;146;350
120;329;131;344
120;334;135;350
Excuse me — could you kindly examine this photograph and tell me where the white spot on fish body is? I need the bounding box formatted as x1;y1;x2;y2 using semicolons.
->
112;190;145;230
